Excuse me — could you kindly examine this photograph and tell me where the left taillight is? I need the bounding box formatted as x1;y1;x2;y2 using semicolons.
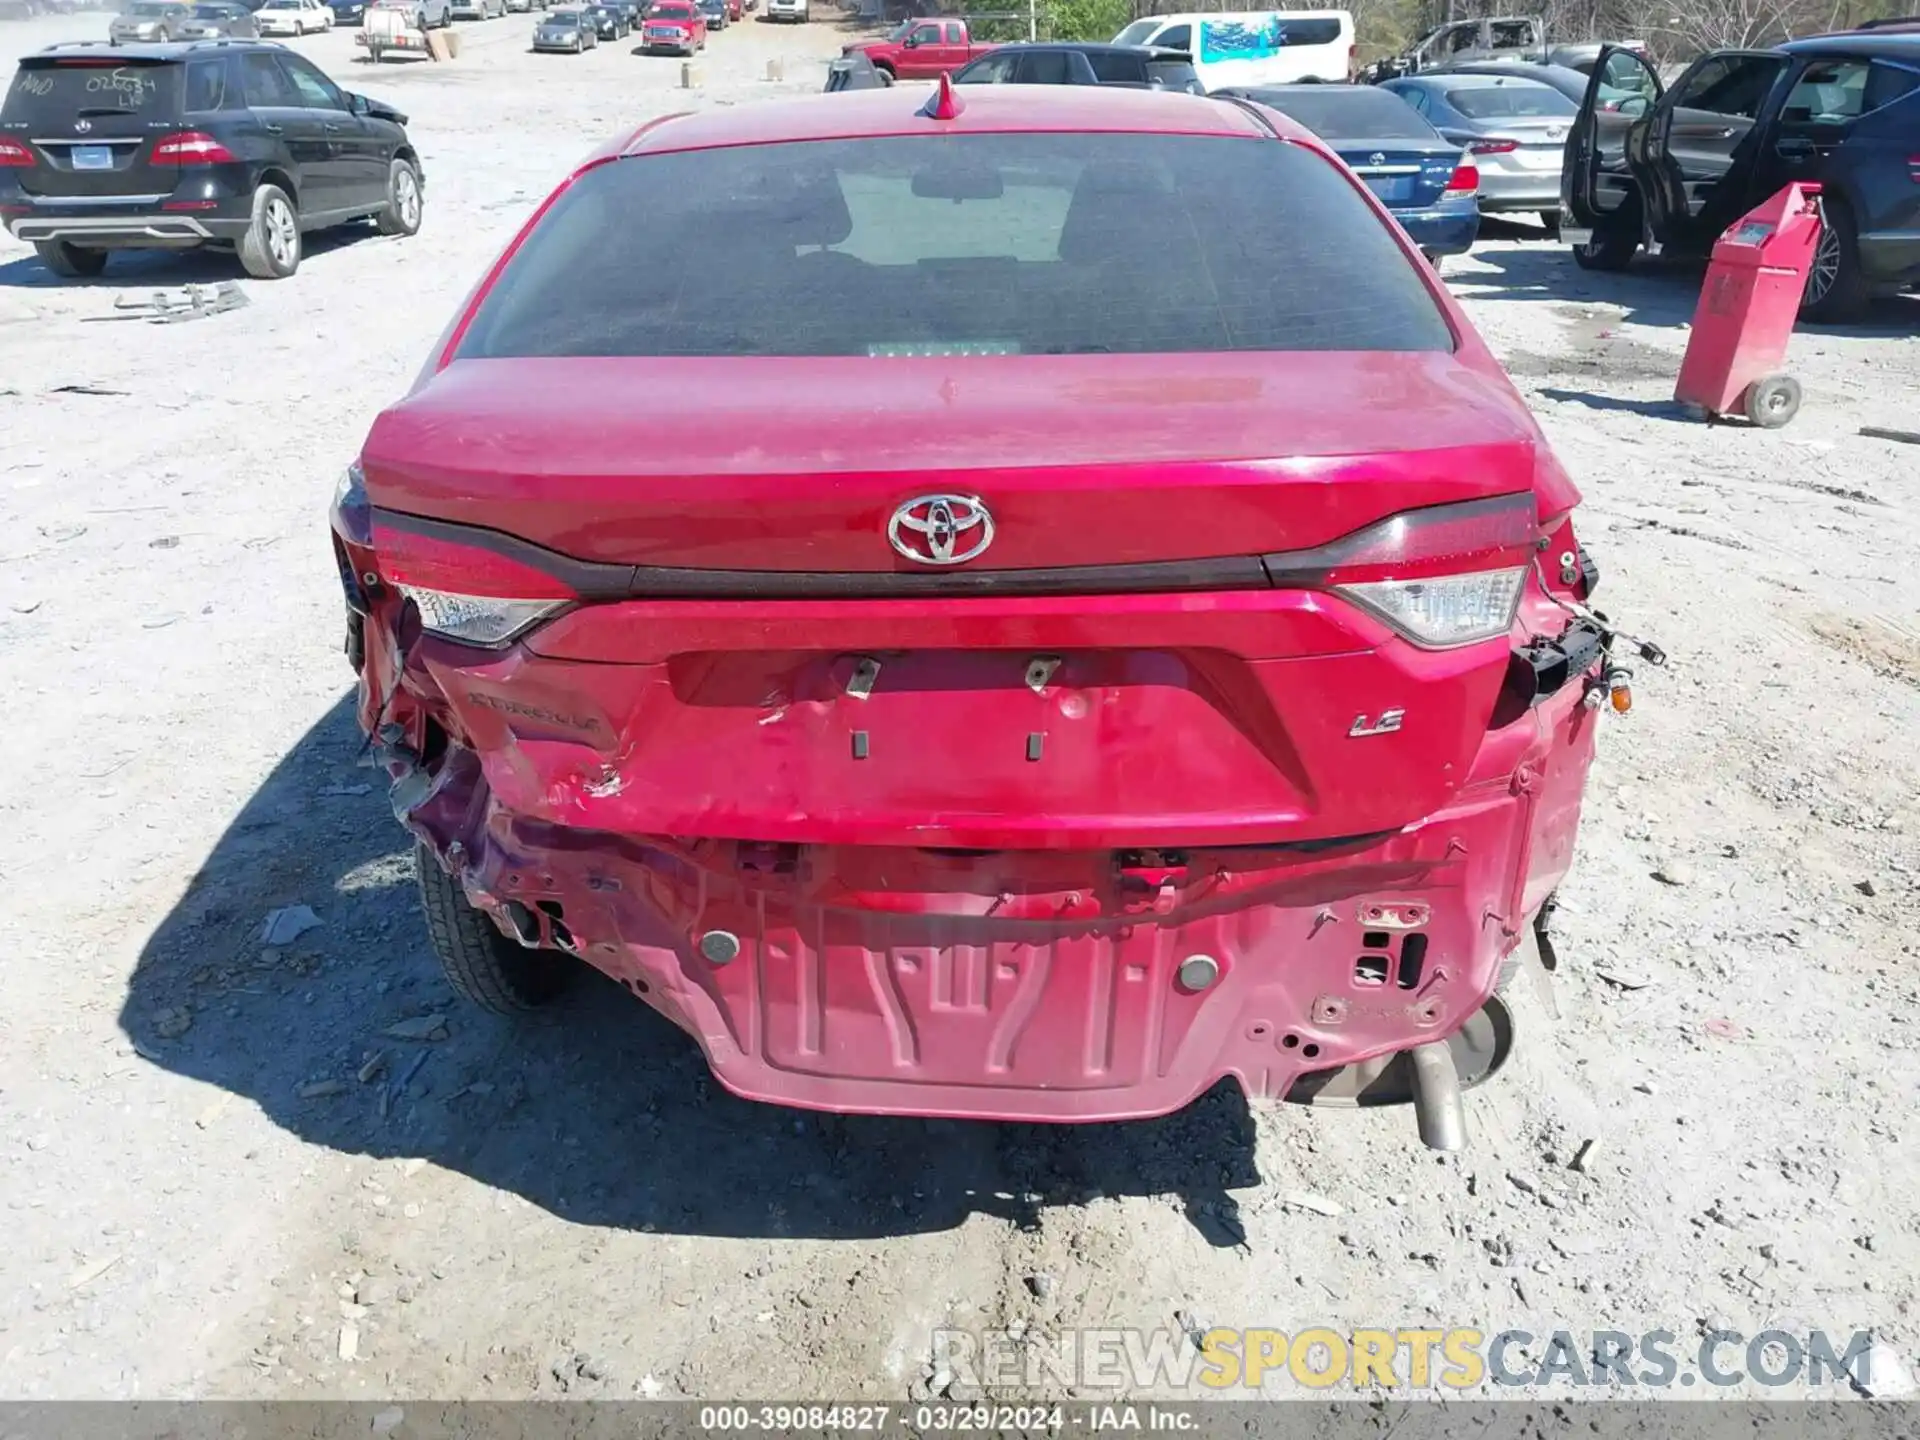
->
1468;138;1519;155
151;131;239;165
0;136;34;167
1444;163;1479;194
369;512;577;649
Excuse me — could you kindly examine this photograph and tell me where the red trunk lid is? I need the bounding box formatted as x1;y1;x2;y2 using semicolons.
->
360;352;1551;571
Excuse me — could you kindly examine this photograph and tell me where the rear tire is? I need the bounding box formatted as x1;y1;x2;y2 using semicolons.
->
1800;198;1870;324
415;841;570;1013
34;239;108;279
375;157;423;236
237;183;300;280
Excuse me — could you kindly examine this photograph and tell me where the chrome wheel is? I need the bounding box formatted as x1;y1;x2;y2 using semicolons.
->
264;196;297;269
394;167;421;230
1804;220;1840;307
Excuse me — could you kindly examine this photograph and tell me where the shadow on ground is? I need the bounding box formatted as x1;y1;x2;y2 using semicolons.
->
118;694;1263;1246
1458;230;1920;337
0;223;400;290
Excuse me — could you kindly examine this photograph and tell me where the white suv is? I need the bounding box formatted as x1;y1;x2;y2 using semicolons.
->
767;0;806;21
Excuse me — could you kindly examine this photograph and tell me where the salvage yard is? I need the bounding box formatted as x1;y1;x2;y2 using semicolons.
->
1;6;1918;1404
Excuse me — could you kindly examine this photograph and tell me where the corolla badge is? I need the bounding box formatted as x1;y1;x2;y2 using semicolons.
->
887;494;993;566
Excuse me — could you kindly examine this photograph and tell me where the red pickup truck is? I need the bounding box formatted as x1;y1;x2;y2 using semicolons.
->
844;17;998;81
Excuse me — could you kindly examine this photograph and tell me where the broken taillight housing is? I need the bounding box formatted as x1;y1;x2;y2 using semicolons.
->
1267;493;1537;650
395;586;568;648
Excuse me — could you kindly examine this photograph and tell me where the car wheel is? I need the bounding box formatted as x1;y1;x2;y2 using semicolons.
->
1570;193;1639;273
375;157;423;237
33;239;108;279
875;64;893;85
415;841;571;1013
237;183;301;280
1800;198;1870;324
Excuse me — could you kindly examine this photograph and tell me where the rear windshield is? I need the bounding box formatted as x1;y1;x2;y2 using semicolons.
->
1251;86;1437;139
1;59;178;121
1146;59;1199;89
456;133;1450;359
1446;83;1575;117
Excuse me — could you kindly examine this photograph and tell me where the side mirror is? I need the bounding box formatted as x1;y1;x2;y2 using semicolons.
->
348;91;370;115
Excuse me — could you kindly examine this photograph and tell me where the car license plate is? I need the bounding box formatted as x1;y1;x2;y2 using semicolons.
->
71;145;113;171
1365;177;1410;203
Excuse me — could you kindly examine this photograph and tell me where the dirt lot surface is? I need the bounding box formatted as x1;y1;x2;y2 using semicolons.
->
1;9;1917;1406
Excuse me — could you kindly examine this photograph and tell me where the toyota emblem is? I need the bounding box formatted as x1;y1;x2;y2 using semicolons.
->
73;119;92;134
887;494;993;566
1369;151;1385;165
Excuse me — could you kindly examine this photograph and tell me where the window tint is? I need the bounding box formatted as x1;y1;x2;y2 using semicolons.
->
1088;50;1146;83
1488;20;1533;47
1250;86;1438;139
1146;59;1199;91
1018;50;1073;83
1445;82;1575;118
1864;60;1920;111
278;55;343;108
1154;23;1189;49
956;52;1017;83
1668;54;1781;119
1273;17;1341;44
1780;59;1869;123
1;58;178;121
1389;82;1429;115
1447;24;1479;53
240;52;293;106
908;23;937;42
183;56;232;110
456;133;1452;360
942;21;962;41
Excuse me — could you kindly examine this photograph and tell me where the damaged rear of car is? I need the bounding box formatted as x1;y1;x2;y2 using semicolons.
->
331;87;1640;1141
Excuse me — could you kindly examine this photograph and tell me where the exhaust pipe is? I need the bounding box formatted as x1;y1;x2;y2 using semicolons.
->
1407;1041;1467;1152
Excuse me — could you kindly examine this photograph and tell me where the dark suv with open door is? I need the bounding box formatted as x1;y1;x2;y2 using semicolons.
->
0;40;425;281
1561;35;1920;321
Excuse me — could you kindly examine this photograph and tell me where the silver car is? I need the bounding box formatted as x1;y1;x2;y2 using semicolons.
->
1379;72;1576;221
532;6;595;48
173;0;258;36
109;0;192;41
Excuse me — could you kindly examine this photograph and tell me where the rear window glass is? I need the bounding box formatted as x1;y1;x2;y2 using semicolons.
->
1250;86;1438;139
1146;59;1198;90
1087;50;1146;83
1111;18;1156;44
1446;83;1575;117
1;59;178;121
456;133;1451;359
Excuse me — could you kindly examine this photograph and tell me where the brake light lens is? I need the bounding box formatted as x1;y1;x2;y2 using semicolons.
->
152;131;239;165
0;136;33;167
1264;494;1538;649
1445;163;1479;193
1469;138;1519;155
397;586;568;647
1337;569;1527;647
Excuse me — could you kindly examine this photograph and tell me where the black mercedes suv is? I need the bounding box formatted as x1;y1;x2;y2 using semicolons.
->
0;39;424;280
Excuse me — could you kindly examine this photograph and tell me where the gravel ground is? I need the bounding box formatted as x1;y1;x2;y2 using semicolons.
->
0;10;1916;1405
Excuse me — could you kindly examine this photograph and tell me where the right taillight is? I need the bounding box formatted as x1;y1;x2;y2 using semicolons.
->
1266;493;1538;649
1445;163;1479;193
0;137;34;167
151;131;239;165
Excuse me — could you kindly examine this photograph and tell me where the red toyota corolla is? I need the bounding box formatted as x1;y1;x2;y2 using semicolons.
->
332;83;1645;1144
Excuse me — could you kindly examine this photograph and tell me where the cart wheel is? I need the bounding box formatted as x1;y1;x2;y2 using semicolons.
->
1743;374;1801;429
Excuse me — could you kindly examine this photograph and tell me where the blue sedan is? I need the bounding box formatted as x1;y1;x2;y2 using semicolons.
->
1219;83;1480;260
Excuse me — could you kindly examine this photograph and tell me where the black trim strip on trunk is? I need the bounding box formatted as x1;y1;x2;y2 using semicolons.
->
372;490;1535;602
372;507;1270;598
